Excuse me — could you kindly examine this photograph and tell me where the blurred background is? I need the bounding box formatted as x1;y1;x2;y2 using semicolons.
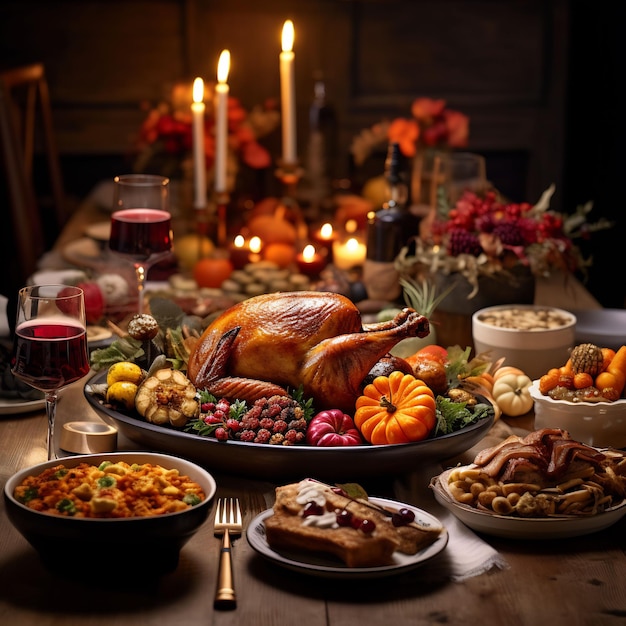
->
0;0;622;306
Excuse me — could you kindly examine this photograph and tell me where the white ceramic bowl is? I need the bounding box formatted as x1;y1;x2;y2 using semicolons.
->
529;381;626;448
4;452;217;577
472;305;576;379
431;467;626;539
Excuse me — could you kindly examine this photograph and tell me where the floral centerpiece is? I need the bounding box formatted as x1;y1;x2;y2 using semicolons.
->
395;184;612;303
132;81;280;191
351;97;469;165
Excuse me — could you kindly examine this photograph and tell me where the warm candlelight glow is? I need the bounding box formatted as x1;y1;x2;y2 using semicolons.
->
214;50;231;194
345;219;358;234
332;236;367;270
281;19;294;52
280;20;297;164
191;77;206;209
233;234;245;248
192;77;204;104
249;236;262;254
296;243;326;276
320;223;333;239
346;237;360;252
302;244;316;262
217;49;230;83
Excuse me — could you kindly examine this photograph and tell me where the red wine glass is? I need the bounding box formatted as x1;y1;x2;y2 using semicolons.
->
11;284;90;460
109;174;173;313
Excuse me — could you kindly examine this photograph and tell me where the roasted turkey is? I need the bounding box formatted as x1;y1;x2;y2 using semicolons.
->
187;291;430;412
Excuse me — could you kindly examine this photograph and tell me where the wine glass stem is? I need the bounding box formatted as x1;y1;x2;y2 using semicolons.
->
134;264;147;314
45;392;58;461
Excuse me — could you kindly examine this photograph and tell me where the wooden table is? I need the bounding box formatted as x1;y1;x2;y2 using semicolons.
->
1;381;626;626
4;186;623;624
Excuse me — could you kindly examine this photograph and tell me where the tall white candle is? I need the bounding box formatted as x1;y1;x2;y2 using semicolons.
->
280;20;297;165
191;77;206;208
214;49;230;194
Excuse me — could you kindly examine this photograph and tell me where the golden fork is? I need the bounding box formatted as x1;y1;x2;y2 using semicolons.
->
213;497;242;610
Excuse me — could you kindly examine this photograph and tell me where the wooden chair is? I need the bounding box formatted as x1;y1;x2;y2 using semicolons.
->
0;63;68;288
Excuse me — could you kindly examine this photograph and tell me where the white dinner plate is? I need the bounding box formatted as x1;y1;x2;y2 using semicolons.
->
431;468;626;539
0;396;45;415
246;496;448;579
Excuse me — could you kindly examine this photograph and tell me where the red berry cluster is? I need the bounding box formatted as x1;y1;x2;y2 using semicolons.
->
433;190;571;260
186;392;308;446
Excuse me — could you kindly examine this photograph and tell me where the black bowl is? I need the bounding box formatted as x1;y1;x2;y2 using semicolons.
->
4;452;216;577
85;370;495;480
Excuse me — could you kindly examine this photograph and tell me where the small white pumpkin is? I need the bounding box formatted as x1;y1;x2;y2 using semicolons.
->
492;373;534;417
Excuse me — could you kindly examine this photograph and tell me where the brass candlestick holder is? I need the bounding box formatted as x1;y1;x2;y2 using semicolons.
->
275;160;308;243
214;189;230;249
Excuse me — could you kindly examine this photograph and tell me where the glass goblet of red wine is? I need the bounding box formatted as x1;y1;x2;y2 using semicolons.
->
109;174;173;313
11;284;90;461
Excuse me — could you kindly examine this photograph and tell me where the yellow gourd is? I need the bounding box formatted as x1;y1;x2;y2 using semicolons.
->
492;373;533;416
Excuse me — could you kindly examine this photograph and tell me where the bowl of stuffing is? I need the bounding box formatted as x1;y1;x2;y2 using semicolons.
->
472;304;576;380
4;452;216;577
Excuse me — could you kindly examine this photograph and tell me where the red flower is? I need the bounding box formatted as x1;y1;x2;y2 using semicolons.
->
444;110;469;148
390;97;470;156
388;118;420;157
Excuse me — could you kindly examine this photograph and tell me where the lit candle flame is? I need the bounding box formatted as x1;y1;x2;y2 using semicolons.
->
302;244;316;262
192;77;204;104
346;237;360;252
281;20;294;52
320;223;333;239
233;234;245;248
217;49;230;84
249;236;262;254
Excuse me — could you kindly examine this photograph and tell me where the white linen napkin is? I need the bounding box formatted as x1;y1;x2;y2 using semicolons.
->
394;465;509;582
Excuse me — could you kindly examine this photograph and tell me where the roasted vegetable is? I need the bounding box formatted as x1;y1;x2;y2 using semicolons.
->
135;368;199;428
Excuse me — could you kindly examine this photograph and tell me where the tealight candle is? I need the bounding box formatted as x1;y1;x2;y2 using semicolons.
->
311;222;335;257
332;237;367;270
248;235;263;263
296;244;327;277
229;234;250;269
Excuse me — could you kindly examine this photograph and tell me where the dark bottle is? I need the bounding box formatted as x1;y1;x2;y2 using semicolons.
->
363;143;409;300
365;142;408;262
299;74;337;219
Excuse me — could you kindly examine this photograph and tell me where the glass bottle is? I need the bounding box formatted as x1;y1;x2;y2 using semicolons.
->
299;74;337;219
363;142;410;301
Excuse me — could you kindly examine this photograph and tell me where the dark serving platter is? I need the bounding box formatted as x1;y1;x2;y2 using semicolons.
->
84;369;494;480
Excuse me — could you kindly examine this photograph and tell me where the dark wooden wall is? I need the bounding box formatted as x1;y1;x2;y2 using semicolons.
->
0;0;623;306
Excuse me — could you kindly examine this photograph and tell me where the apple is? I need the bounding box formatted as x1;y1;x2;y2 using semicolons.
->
59;282;105;324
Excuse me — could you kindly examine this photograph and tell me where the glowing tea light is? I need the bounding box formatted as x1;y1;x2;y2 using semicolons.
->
320;222;334;240
191;77;206;208
332;237;367;270
296;244;326;277
249;236;262;254
311;221;335;258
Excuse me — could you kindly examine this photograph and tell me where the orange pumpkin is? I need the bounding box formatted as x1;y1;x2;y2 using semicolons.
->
354;371;436;445
193;257;234;288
